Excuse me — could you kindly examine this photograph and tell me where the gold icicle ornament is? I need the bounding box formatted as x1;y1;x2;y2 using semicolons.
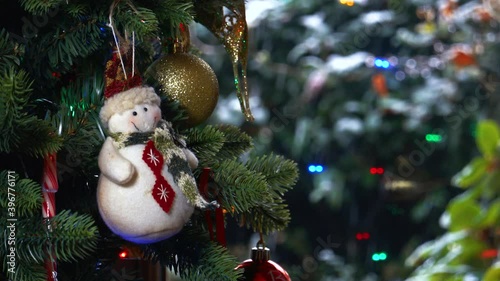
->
195;0;254;122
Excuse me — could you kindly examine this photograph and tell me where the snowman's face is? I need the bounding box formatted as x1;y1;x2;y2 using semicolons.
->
108;103;162;134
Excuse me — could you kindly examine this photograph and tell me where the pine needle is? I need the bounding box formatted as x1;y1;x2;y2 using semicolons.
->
0;171;42;218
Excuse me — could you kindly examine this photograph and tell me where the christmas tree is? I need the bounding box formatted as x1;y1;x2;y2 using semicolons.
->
0;1;298;280
3;0;500;280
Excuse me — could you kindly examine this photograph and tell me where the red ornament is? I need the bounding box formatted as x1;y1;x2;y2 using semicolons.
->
235;246;291;281
371;73;388;97
451;50;476;68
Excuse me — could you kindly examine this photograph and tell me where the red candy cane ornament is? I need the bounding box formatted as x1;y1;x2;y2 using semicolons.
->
41;153;59;281
42;153;58;217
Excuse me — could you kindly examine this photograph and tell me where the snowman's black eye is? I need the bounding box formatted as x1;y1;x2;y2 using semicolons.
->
132;111;137;116
143;107;148;112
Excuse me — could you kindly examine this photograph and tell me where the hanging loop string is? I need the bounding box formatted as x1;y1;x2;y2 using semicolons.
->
108;0;127;79
132;31;135;77
108;0;140;79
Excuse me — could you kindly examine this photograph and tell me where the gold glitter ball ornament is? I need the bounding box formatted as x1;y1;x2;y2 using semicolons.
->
153;53;219;127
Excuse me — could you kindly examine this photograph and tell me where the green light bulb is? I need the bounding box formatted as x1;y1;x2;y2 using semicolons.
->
425;134;442;143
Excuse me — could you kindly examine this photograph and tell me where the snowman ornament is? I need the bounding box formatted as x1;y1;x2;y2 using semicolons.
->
97;65;213;243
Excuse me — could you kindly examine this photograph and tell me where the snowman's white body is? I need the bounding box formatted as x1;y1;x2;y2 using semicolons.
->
97;139;194;243
97;101;197;244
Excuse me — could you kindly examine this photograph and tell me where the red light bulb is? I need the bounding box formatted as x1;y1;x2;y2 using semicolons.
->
119;250;128;259
481;249;498;259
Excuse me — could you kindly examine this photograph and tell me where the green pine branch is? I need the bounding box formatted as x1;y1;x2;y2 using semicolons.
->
0;68;62;156
215;125;253;161
142;225;241;281
186;125;225;167
0;68;32;130
52;67;104;157
114;3;159;43
65;2;91;18
182;243;242;281
187;127;296;233
238;201;292;234
0;171;98;280
154;0;194;37
237;154;299;233
155;0;194;24
15;117;64;157
61;120;102;174
245;154;299;196
0;210;99;264
18;9;105;80
212;159;269;214
0;29;21;74
43;20;104;73
19;0;64;15
0;171;42;218
50;210;99;262
2;260;46;281
186;125;252;168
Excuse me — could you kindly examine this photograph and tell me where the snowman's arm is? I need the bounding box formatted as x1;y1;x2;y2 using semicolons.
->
98;137;135;185
182;148;198;170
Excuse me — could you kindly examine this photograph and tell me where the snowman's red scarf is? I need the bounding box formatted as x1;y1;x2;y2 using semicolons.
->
142;139;175;214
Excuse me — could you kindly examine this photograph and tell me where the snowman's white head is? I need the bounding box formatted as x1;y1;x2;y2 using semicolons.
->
100;87;162;133
107;103;162;133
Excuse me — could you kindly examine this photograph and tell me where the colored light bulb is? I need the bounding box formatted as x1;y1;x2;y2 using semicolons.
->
119;250;128;259
425;134;442;142
308;165;325;173
308;165;316;173
372;252;387;261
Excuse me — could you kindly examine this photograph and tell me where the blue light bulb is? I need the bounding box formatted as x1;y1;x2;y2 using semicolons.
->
379;253;387;260
316;165;324;172
308;165;316;173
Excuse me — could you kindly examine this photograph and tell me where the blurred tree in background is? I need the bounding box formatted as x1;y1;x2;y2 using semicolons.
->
199;0;500;280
